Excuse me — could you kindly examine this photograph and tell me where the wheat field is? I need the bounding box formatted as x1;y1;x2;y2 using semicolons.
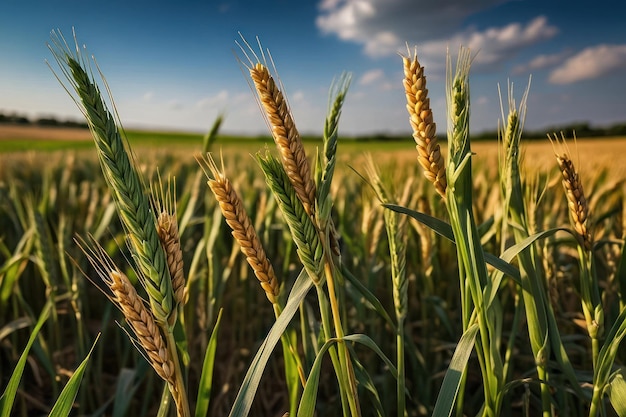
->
1;33;626;417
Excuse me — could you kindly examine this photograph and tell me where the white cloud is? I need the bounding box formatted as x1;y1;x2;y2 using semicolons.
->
168;99;183;110
512;50;571;75
317;0;511;57
142;91;154;101
291;90;306;102
415;16;558;71
197;90;229;108
548;44;626;84
316;1;557;70
357;68;395;91
358;69;384;85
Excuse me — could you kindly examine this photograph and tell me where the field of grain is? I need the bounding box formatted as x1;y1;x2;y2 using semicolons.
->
2;38;626;417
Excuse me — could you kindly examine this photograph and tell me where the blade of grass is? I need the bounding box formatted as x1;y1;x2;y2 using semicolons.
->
298;338;338;417
228;268;313;417
194;308;223;417
48;335;99;417
0;301;51;417
432;323;479;417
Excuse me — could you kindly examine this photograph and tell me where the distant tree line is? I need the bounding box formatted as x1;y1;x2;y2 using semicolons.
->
467;121;626;140
0;111;88;129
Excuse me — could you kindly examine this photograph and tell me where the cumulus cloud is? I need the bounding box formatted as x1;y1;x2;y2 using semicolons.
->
317;0;558;70
548;44;626;84
317;0;503;56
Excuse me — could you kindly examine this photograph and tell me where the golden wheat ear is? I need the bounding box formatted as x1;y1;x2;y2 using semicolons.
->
198;153;281;304
237;35;317;217
74;234;189;416
401;45;446;198
550;133;593;251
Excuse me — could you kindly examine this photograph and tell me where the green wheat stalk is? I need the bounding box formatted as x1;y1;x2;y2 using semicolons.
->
445;47;504;417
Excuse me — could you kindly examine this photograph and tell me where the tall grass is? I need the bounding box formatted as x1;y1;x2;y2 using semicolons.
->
1;30;626;417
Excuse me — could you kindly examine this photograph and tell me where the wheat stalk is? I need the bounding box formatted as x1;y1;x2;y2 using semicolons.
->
402;45;446;198
199;154;280;304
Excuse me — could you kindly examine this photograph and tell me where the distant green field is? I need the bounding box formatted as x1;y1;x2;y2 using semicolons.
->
0;128;416;154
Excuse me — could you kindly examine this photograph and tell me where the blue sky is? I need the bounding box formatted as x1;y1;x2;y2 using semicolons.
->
1;0;625;136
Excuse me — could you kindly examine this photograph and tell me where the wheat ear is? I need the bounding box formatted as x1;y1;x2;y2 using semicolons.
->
248;60;317;217
256;151;324;281
75;237;187;416
199;154;280;304
402;45;446;198
48;31;173;324
152;175;186;306
109;271;188;417
108;270;174;383
550;134;593;250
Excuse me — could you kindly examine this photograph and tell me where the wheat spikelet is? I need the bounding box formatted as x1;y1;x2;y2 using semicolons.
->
109;270;188;417
551;134;593;250
199;154;280;303
402;46;446;198
248;61;317;217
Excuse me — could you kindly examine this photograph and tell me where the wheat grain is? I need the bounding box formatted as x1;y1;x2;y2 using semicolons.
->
402;46;446;198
